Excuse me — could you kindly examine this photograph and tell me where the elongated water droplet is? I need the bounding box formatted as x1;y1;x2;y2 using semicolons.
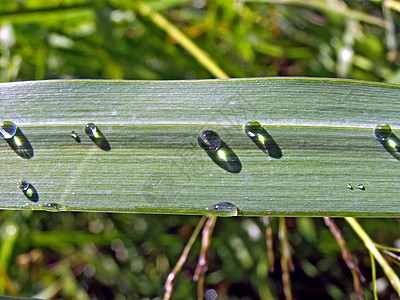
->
198;131;241;173
17;180;39;202
85;123;111;151
375;124;392;141
244;121;282;159
356;183;365;190
70;131;81;143
205;202;240;217
346;183;353;190
198;130;222;151
43;203;64;211
0;121;34;159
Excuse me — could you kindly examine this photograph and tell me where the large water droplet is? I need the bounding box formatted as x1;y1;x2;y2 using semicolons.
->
374;124;400;161
244;121;282;159
85;123;111;151
17;180;39;202
0;121;34;159
244;121;262;138
205;202;240;217
0;121;17;139
70;131;81;143
198;130;222;151
198;131;241;173
375;124;392;141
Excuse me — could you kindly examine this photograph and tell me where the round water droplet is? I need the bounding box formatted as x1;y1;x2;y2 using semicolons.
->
70;131;81;143
0;121;34;159
346;183;353;190
17;179;29;191
17;180;39;202
198;131;222;151
205;202;240;217
0;121;17;139
375;124;392;141
244;121;262;138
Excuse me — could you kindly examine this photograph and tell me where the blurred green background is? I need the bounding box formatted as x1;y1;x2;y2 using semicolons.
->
1;0;400;299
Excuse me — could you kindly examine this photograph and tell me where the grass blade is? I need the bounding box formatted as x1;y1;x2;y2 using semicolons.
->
1;78;400;216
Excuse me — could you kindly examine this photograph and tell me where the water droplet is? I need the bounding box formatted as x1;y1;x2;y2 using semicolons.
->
17;180;39;202
205;202;240;217
0;121;34;159
198;130;222;151
70;131;81;143
375;124;392;141
198;131;241;173
356;184;365;190
346;183;353;190
85;123;111;151
43;203;63;211
244;121;282;159
244;121;262;137
374;124;400;161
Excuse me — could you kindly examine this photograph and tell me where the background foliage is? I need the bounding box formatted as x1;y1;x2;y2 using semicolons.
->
1;0;400;299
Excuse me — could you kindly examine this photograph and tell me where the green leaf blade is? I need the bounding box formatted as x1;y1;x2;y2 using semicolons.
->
1;78;400;216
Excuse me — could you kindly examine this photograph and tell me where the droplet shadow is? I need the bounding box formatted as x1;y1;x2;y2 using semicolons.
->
377;134;400;161
0;122;34;159
244;121;282;159
198;131;242;173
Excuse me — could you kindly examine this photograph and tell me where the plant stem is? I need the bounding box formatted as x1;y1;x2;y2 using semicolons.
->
138;3;229;79
345;217;400;296
164;216;207;300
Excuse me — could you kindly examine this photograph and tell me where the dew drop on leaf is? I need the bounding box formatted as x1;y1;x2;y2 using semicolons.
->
0;121;34;159
70;131;81;143
85;123;111;151
198;131;242;173
205;202;240;217
374;124;392;141
356;184;365;190
17;179;39;202
244;121;282;159
244;121;262;138
198;130;222;151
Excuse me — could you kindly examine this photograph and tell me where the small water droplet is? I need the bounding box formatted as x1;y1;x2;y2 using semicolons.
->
205;202;240;217
85;123;111;151
244;121;282;159
0;121;34;159
356;184;365;190
198;131;241;173
375;124;392;141
198;130;222;151
43;203;63;211
346;183;353;190
70;131;81;143
17;180;39;202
